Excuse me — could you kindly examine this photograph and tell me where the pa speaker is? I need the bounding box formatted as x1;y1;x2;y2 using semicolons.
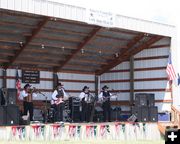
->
135;93;148;106
7;89;17;105
141;106;149;122
0;106;6;125
6;104;19;125
147;94;155;107
149;106;158;122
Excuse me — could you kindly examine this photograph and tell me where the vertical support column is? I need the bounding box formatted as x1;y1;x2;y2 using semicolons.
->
95;75;99;97
53;73;59;89
2;69;7;88
130;56;134;105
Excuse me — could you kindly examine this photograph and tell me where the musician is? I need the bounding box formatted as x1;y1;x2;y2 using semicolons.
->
79;86;92;122
98;85;112;122
21;84;37;121
51;83;68;122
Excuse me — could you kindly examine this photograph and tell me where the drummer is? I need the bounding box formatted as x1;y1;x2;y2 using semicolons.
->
79;86;93;122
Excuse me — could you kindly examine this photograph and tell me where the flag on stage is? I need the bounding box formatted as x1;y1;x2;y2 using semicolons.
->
166;53;176;81
16;69;21;99
178;73;180;86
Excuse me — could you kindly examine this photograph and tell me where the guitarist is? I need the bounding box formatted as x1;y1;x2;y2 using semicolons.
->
51;83;68;122
98;85;112;122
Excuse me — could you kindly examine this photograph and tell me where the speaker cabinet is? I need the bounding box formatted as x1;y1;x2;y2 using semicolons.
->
147;94;155;107
0;105;19;126
135;93;148;106
141;106;149;122
149;106;158;122
7;89;17;105
1;88;17;105
0;106;6;125
0;89;6;105
6;104;19;125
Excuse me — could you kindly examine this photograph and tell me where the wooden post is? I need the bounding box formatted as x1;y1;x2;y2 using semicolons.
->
90;75;99;122
2;69;7;88
53;73;59;89
130;56;134;105
95;75;99;97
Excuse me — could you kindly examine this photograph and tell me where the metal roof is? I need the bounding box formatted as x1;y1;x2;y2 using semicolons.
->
0;9;167;74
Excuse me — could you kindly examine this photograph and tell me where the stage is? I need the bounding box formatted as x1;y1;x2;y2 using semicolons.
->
0;122;163;141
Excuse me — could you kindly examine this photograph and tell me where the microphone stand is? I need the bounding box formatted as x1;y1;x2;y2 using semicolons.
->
39;91;48;123
115;94;118;121
112;90;119;122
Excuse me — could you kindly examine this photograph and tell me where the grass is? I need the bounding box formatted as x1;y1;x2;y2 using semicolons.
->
0;140;165;144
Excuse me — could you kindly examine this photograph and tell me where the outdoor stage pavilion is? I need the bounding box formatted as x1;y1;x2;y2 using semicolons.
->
0;0;179;142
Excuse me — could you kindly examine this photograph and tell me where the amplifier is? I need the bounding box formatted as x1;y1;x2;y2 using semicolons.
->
0;105;19;126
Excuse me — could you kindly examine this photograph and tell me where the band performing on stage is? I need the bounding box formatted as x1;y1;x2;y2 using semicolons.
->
21;84;38;121
18;83;118;123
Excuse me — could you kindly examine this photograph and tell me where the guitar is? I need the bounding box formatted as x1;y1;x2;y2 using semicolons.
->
54;97;64;105
101;93;118;103
53;89;65;105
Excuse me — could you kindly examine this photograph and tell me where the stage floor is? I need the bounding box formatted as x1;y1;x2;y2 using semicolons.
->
0;122;163;141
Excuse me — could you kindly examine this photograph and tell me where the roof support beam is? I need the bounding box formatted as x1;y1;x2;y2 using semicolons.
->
96;34;163;75
54;26;101;72
4;17;49;69
95;33;145;74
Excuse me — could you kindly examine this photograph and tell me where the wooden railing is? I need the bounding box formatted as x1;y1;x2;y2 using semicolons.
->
171;105;180;128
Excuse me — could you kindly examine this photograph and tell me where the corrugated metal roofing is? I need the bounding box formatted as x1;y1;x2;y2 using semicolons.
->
0;8;168;74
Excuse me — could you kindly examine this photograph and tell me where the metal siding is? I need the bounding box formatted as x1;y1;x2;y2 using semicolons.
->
111;92;130;101
62;82;95;91
134;59;167;68
155;103;171;112
134;81;169;89
101;72;129;81
134;48;169;58
111;62;130;70
100;82;129;90
134;70;167;79
58;73;94;81
134;92;171;101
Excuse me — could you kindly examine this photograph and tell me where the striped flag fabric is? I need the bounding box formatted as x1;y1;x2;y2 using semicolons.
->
166;53;176;81
16;69;21;99
178;73;180;86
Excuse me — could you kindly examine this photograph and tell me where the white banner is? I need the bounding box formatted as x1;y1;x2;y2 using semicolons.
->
86;9;115;28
